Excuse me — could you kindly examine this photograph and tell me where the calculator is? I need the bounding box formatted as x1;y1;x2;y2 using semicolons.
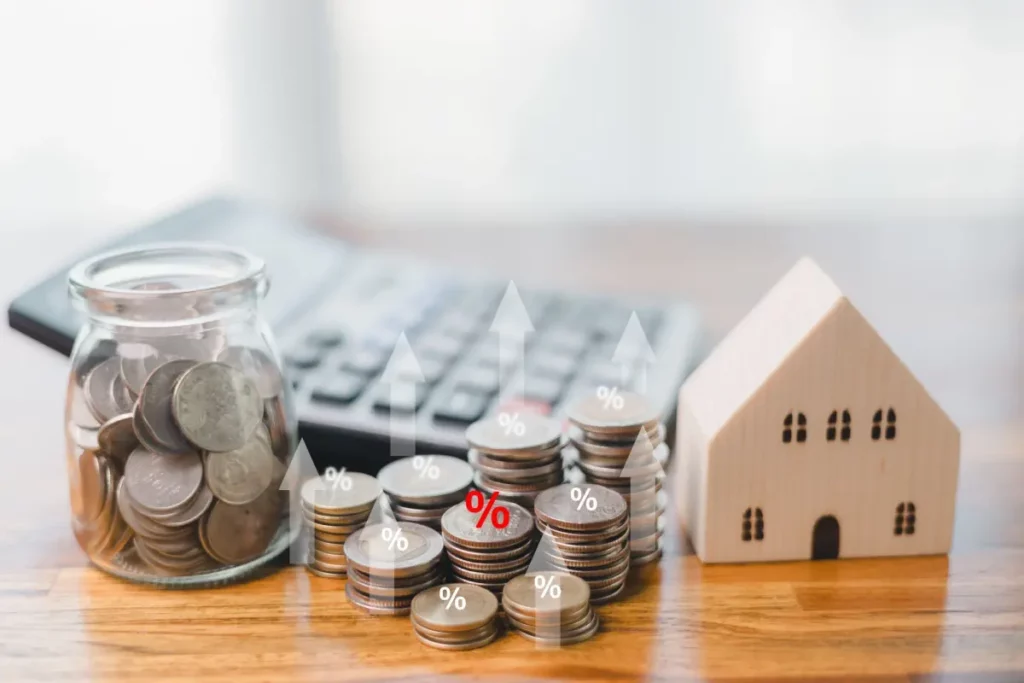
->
7;198;703;473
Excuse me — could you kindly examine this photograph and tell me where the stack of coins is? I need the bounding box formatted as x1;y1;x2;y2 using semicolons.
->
300;472;381;578
343;522;446;615
567;391;667;567
377;455;473;530
503;571;599;646
466;413;565;510
441;499;536;595
69;337;292;578
410;584;500;650
533;484;629;604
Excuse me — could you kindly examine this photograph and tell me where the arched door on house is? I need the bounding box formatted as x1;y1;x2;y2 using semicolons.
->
811;515;840;560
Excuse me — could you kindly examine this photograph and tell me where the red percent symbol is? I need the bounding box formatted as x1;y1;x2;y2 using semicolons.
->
465;490;510;529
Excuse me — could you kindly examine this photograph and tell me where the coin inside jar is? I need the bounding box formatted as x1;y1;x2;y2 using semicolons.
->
171;362;262;452
216;346;283;399
204;488;281;565
83;357;124;423
204;438;276;505
123;447;203;515
138;359;200;455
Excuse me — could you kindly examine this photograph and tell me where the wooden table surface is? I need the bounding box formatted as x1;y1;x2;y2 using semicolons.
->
0;214;1021;682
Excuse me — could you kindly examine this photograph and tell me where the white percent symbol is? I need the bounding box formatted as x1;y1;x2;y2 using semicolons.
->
498;412;526;437
570;487;597;512
380;527;409;552
324;466;353;491
534;574;562;599
412;455;440;480
439;586;467;611
596;386;625;410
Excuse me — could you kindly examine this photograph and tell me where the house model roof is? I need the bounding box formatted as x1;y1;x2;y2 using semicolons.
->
681;257;845;440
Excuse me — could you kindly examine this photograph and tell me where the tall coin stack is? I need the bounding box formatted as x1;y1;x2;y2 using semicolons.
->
377;455;474;530
441;499;536;595
343;521;446;615
466;413;566;510
411;584;500;651
70;343;293;579
567;390;667;567
503;571;599;646
533;483;630;604
301;472;381;578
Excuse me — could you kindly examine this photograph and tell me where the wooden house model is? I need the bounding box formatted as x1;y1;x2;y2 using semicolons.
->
675;257;960;563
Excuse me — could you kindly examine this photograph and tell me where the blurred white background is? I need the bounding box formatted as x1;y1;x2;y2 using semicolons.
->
0;0;1023;231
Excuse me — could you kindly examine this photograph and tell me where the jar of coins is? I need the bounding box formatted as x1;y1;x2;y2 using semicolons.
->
66;244;297;586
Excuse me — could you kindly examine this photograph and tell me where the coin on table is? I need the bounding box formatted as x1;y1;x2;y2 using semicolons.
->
441;500;535;549
566;390;660;436
503;571;591;618
411;584;498;632
301;472;381;515
465;413;562;457
204;488;281;565
138;359;199;455
412;626;498;651
205;438;276;505
377;456;473;506
216;346;283;399
534;484;627;531
172;362;262;452
84;357;124;423
343;522;444;577
123;448;203;516
97;414;138;464
344;582;413;616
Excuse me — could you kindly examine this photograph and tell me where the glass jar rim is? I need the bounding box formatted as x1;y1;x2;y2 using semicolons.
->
69;242;266;301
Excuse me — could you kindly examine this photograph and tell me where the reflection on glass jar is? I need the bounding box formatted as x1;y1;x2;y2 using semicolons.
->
66;244;297;586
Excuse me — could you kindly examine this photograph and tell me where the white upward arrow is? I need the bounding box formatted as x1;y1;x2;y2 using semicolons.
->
489;282;534;400
526;528;569;649
379;332;424;458
279;439;319;566
612;312;656;395
619;429;666;548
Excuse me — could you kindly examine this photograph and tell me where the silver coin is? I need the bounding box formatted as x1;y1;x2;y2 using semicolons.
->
301;472;381;514
343;522;445;577
148;485;215;528
117;479;192;539
204;488;282;565
118;342;162;396
263;396;293;460
216;346;283;399
172;362;262;452
465;413;562;456
441;500;535;549
83;357;123;423
123;447;203;514
205;438;276;505
110;372;136;414
76;449;107;524
97;414;138;464
566;390;660;435
138;359;199;455
377;456;473;506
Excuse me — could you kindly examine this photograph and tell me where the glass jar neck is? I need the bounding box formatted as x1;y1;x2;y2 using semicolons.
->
69;243;268;330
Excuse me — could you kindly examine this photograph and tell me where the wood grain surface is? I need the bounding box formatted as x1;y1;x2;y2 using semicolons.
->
0;215;1021;682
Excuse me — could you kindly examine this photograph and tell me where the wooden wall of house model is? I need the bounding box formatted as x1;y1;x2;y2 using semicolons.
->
674;257;960;563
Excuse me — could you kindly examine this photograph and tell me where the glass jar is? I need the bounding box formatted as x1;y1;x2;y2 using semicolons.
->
66;244;297;586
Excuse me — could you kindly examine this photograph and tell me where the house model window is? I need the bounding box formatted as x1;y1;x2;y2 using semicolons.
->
742;508;765;542
872;408;898;441
894;502;916;535
782;413;807;443
827;410;852;442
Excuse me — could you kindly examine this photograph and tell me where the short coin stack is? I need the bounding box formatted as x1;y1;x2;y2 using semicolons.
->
377;455;473;530
69;337;292;579
410;584;500;650
300;472;381;578
567;390;667;567
441;499;536;595
343;521;446;615
503;571;599;646
466;413;566;510
533;483;630;604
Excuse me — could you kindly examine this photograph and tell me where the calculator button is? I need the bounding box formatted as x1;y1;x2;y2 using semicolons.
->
372;384;428;414
520;375;564;404
433;391;489;425
539;329;591;356
453;365;501;395
406;357;448;385
285;345;322;370
343;347;389;375
526;350;578;381
414;333;464;362
311;372;367;405
305;328;345;348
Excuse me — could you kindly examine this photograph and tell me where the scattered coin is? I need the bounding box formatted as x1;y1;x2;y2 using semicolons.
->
172;362;262;452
